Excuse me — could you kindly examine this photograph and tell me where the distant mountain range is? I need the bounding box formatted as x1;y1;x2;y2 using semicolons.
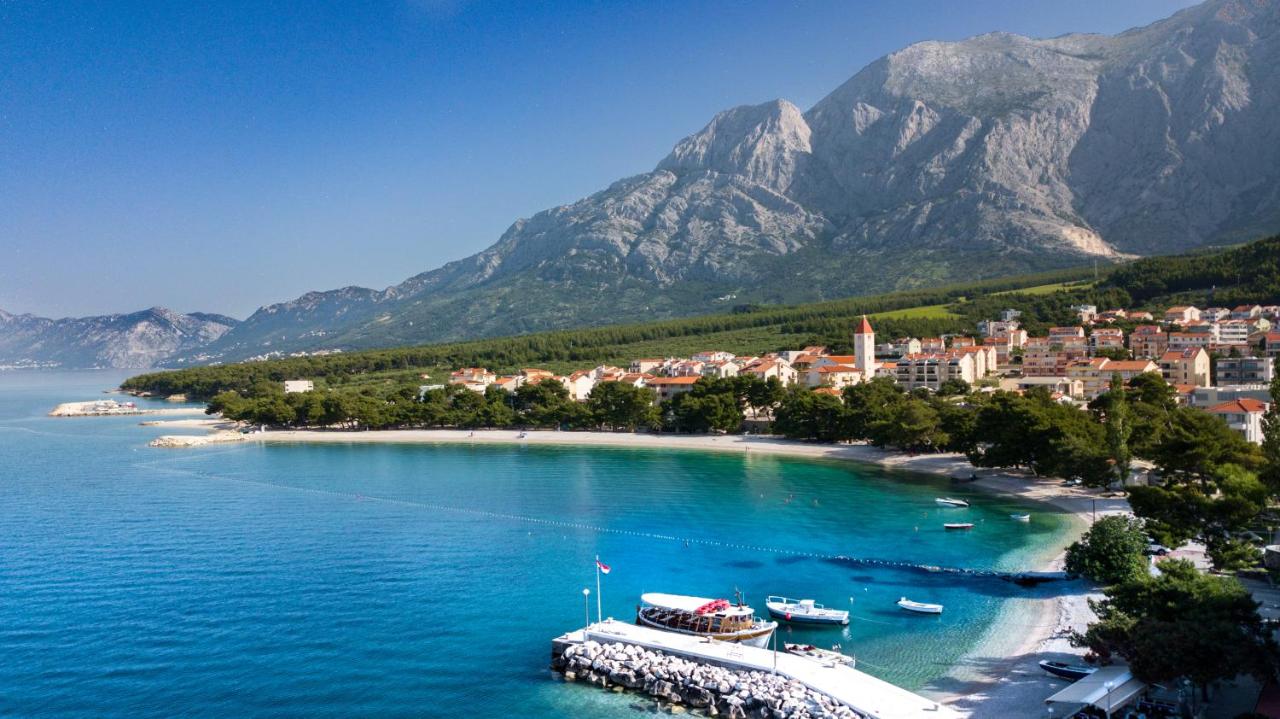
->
11;0;1280;369
0;307;237;369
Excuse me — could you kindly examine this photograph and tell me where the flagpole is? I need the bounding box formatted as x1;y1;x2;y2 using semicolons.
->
595;555;603;623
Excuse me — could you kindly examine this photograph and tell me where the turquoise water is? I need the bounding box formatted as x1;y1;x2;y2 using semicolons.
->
0;371;1075;717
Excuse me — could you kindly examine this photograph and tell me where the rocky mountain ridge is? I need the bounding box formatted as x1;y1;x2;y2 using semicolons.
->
0;307;239;369
120;0;1280;363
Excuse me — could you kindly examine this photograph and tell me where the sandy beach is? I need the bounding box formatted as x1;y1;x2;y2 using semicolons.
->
157;426;1131;716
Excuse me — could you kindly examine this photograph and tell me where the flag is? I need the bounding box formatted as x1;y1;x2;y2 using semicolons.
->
596;559;611;575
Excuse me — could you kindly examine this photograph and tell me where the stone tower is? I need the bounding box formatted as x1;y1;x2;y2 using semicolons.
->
854;315;877;379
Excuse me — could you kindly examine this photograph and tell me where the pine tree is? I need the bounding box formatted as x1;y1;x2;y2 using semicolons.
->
1262;373;1280;491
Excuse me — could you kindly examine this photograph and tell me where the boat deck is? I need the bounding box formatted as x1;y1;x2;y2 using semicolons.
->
552;619;959;719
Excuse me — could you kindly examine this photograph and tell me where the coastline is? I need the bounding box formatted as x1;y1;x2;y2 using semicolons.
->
159;426;1130;717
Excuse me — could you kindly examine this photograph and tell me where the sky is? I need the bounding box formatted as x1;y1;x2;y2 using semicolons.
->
0;0;1200;319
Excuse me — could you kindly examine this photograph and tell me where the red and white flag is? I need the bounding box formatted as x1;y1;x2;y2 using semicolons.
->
596;559;611;575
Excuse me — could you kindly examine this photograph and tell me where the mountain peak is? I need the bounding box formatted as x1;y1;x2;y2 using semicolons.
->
657;99;812;193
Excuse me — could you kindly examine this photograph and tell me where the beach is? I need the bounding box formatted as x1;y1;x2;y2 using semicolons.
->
153;425;1130;717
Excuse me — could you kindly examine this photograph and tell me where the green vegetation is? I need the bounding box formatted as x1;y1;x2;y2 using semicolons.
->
1074;560;1277;693
1064;515;1149;585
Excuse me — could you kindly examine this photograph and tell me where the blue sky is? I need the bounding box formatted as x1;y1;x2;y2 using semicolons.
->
0;0;1198;318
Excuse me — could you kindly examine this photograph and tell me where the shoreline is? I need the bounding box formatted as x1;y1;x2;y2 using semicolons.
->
159;426;1130;717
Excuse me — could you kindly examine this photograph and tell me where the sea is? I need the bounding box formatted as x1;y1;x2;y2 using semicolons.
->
0;370;1078;717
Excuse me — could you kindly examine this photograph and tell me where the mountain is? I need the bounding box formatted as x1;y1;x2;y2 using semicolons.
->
177;0;1280;365
0;307;239;369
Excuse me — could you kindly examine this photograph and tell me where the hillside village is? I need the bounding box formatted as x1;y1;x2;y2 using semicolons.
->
413;303;1280;445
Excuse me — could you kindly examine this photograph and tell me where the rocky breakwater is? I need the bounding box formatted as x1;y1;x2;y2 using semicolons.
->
553;641;866;719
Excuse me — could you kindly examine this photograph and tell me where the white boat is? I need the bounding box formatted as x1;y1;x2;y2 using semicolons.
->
935;497;970;508
1010;513;1031;522
785;643;855;667
765;596;849;625
897;597;944;614
636;593;777;648
944;522;974;530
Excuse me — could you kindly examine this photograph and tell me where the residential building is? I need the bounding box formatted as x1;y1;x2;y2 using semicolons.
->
1216;356;1275;386
670;360;705;377
283;380;314;394
1205;398;1268;444
804;364;862;389
1167;332;1212;352
1065;358;1159;399
744;360;797;385
1163;306;1201;324
920;337;946;353
1159;347;1211;387
1201;307;1231;322
1266;332;1280;359
978;319;1020;337
1191;385;1273;409
559;371;596;401
1231;304;1263;320
647;376;701;404
1128;311;1154;321
701;360;741;379
1000;309;1023;322
521;368;555;383
1089;328;1126;354
1003;376;1085;399
629;358;664;374
1071;304;1098;323
692;350;736;364
895;352;977;392
1049;326;1086;341
1217;320;1252;346
1022;338;1089;377
1129;326;1168;359
886;338;922;356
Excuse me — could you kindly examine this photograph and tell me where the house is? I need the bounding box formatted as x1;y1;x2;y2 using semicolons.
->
744;359;797;385
1089;328;1126;354
629;358;664;374
801;345;829;356
1216;356;1275;386
1201;307;1231;322
617;373;653;388
1205;398;1269;444
887;338;922;356
978;319;1020;337
1128;311;1154;322
283;380;314;394
647;376;701;404
1071;304;1098;323
1192;385;1273;409
895;352;977;391
1049;326;1086;341
521;368;555;383
559;371;596;401
493;376;522;392
590;365;626;380
1004;375;1085;399
804;364;862;389
1129;325;1168;358
920;337;946;353
701;360;741;379
1163;306;1201;324
692;350;736;364
449;367;496;391
1065;358;1159;399
670;360;705;377
1159;347;1211;387
1231;304;1263;320
950;345;997;377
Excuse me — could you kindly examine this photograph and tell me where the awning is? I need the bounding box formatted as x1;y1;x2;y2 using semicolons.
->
1045;666;1147;715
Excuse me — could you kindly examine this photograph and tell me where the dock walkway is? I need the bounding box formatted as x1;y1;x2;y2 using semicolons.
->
554;619;959;719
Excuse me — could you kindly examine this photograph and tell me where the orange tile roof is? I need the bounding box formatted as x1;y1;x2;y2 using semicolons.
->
648;376;701;385
1207;398;1268;414
854;315;874;335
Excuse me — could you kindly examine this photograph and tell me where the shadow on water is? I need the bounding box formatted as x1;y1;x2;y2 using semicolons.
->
722;559;765;570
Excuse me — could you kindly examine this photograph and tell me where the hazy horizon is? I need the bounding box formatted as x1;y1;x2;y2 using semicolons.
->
1;0;1198;320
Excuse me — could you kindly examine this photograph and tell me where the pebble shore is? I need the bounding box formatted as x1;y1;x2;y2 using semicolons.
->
553;640;866;719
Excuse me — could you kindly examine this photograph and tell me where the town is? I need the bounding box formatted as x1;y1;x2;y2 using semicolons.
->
411;303;1280;445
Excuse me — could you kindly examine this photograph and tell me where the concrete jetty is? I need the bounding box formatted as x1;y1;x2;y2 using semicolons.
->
551;620;958;719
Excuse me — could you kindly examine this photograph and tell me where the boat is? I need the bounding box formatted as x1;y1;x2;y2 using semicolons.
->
636;593;777;648
785;643;855;667
765;596;849;625
1010;513;1031;522
896;597;944;614
1038;660;1097;681
935;497;970;508
944;522;974;530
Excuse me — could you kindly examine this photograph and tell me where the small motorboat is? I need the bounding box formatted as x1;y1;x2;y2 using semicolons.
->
1010;513;1031;522
1038;660;1097;681
766;596;849;625
944;522;974;530
785;643;855;667
897;597;943;614
935;497;970;508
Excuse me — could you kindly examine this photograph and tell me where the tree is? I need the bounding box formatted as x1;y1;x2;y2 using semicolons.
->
936;378;970;397
1074;560;1277;693
665;391;743;434
587;382;659;431
1064;515;1148;585
1148;406;1262;487
842;377;904;440
1128;464;1268;569
1261;374;1280;491
772;388;847;441
868;397;946;451
1100;375;1132;486
513;379;572;427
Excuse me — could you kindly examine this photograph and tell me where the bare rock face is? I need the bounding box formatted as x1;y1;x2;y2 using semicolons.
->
177;0;1280;364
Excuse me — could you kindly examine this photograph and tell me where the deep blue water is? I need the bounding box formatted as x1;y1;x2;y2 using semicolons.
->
0;371;1075;717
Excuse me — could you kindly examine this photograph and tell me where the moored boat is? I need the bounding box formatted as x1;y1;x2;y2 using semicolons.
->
765;596;849;625
636;593;777;648
896;597;943;614
1010;513;1031;522
1038;660;1097;681
944;522;974;530
785;643;855;667
935;497;970;508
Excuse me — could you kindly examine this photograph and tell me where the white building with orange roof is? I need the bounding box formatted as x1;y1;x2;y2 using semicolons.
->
701;359;741;379
558;371;596;401
1164;306;1201;324
629;358;665;374
744;359;797;385
1066;358;1159;399
1205;398;1269;443
804;364;862;389
647;376;701;403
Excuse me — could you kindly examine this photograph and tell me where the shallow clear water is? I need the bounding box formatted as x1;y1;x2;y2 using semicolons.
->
0;371;1075;717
